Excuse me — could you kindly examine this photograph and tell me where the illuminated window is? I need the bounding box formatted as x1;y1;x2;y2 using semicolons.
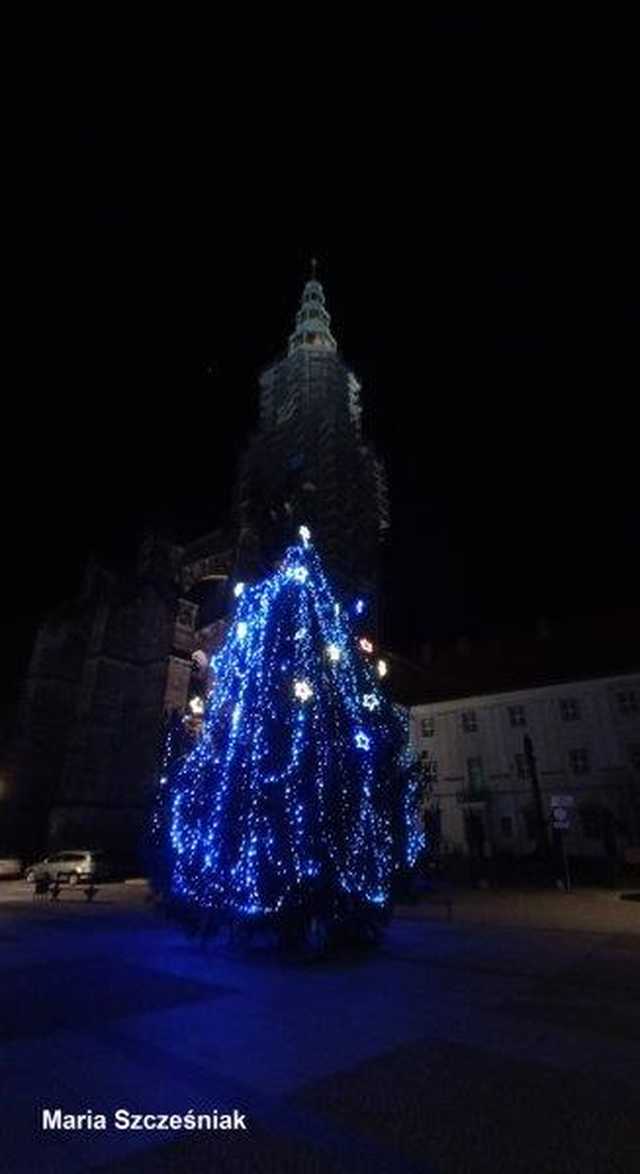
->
421;716;435;738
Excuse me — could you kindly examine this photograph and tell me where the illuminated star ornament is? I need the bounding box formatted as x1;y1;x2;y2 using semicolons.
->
293;679;314;703
359;637;374;654
152;532;423;929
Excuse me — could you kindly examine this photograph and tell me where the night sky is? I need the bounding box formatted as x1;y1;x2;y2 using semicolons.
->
2;16;638;716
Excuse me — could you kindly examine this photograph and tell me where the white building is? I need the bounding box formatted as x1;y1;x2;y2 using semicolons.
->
411;673;640;861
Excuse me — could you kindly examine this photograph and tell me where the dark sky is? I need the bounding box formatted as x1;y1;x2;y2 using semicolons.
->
2;16;638;712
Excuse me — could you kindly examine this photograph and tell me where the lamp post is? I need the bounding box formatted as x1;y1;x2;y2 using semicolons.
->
523;734;551;866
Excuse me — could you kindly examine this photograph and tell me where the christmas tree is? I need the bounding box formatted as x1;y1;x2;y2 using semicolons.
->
152;527;423;942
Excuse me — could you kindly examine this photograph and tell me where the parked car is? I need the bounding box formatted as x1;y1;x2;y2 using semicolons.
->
0;856;23;880
25;850;112;886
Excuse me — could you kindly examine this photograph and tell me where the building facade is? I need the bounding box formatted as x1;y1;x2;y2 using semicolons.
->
7;271;389;857
411;674;640;865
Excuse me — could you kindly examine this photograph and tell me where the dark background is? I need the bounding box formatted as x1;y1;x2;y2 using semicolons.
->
2;15;638;716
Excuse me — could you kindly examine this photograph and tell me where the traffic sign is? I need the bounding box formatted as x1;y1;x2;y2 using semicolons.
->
550;794;574;829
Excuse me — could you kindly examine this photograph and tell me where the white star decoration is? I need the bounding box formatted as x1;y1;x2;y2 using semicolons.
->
291;566;309;584
355;731;370;750
362;693;379;711
326;643;341;663
293;680;313;703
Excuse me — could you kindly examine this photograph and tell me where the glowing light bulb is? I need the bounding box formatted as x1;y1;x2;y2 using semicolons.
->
189;696;204;715
354;598;365;615
359;637;374;654
334;602;341;616
326;643;341;663
293;679;313;703
233;582;245;598
294;627;306;641
376;658;388;678
237;621;248;640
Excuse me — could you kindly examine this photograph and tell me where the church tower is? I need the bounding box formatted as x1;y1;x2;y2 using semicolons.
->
8;267;391;858
234;264;389;603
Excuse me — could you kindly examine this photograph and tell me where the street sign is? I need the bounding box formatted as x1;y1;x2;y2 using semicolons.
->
549;795;575;891
550;794;574;829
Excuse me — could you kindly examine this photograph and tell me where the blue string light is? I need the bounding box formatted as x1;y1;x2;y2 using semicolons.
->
157;529;423;918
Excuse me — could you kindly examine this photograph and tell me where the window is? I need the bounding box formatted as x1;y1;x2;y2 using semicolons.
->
560;698;581;722
579;803;610;840
617;690;638;716
421;716;435;738
421;754;438;786
508;705;526;727
514;753;532;781
461;710;478;733
568;748;590;775
466;756;485;789
500;816;514;838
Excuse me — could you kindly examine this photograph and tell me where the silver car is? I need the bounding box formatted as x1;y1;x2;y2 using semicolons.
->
25;850;110;886
0;857;23;880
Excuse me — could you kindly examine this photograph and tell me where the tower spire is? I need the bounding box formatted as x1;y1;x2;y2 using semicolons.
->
288;264;337;355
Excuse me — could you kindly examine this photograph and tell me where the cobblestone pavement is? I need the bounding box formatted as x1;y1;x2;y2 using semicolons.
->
0;883;638;1173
